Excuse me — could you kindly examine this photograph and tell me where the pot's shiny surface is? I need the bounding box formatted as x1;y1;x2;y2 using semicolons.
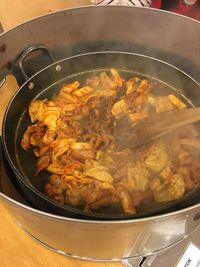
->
0;6;200;260
0;6;200;82
1;175;200;260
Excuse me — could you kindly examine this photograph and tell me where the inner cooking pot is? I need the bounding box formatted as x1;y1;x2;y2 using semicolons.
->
2;50;200;220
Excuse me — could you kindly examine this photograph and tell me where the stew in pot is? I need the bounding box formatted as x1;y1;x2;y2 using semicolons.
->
21;69;200;214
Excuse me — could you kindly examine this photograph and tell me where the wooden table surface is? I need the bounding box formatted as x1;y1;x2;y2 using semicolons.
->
0;1;123;267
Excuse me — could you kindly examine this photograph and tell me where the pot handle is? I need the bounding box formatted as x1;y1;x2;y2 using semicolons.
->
18;44;57;83
122;256;152;266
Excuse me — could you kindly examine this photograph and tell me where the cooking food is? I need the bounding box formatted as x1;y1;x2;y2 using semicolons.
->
21;69;200;214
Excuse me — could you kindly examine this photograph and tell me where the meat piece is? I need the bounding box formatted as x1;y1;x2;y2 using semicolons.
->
116;185;136;214
191;158;200;184
90;194;119;210
128;111;148;123
167;94;187;109
178;150;193;166
44;175;66;204
81;180;117;210
70;142;95;161
66;185;88;206
168;173;186;199
34;145;50;157
126;77;140;96
151;165;174;192
135;79;149;95
21;125;36;151
29;100;46;123
154;96;174;113
111;99;128;117
59;81;80;95
110;68;124;88
29;101;61;145
21;123;45;151
143;141;169;173
113;165;127;182
153;172;185;203
127;162;150;192
72;86;94;102
87;70;118;92
47;163;75;175
51;138;70;164
35;154;51;175
178;166;195;191
84;164;113;184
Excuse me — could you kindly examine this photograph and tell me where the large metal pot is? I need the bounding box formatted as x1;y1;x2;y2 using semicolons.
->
0;6;200;261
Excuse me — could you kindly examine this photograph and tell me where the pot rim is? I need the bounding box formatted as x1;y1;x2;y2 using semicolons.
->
1;5;200;38
0;188;199;224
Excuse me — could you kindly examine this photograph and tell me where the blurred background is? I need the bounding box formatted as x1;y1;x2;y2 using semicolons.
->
0;0;199;32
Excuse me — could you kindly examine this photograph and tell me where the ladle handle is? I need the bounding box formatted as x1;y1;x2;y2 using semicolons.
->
18;44;56;82
128;107;200;149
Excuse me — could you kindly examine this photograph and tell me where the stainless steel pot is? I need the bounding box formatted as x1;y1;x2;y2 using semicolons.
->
0;6;200;261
